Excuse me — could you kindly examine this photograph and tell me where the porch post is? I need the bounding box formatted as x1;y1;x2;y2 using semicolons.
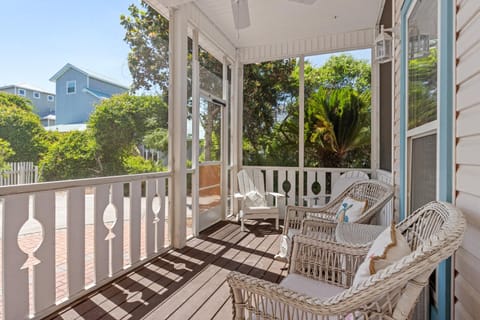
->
191;29;200;236
371;48;380;179
298;56;305;205
231;51;243;216
221;57;229;219
168;6;188;248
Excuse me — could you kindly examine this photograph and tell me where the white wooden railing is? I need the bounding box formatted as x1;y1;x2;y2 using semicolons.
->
241;166;393;225
0;172;171;319
0;162;38;186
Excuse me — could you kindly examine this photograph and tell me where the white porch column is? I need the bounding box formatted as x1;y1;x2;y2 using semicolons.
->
168;6;188;248
231;51;243;216
221;57;229;219
191;29;200;236
298;56;305;205
371;49;380;178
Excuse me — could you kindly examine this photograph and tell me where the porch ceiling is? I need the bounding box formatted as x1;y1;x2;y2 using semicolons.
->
149;0;383;63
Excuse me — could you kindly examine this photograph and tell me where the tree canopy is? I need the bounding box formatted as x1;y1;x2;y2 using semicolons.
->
0;93;47;162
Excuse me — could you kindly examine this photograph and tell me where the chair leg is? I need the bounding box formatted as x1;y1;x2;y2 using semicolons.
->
276;216;279;230
241;217;245;232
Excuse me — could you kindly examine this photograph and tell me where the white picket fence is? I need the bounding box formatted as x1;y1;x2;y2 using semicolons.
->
0;162;38;186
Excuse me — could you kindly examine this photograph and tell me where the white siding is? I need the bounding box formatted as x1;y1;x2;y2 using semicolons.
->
455;0;480;318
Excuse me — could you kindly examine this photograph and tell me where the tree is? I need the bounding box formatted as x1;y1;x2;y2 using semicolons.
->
120;2;169;93
0;139;15;172
242;59;298;165
0;93;47;162
88;93;168;175
305;88;370;167
39;131;98;181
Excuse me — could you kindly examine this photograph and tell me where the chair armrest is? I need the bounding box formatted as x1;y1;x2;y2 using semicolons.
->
234;192;245;199
227;271;363;319
283;205;336;236
290;235;369;287
267;191;285;198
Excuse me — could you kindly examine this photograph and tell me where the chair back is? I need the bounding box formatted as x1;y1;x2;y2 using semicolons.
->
237;169;265;195
328;180;393;224
331;170;369;199
349;201;466;319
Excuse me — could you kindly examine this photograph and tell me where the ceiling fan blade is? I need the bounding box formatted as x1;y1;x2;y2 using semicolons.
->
288;0;317;4
231;0;250;29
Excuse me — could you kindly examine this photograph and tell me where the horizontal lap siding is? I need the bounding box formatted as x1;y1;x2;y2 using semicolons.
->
455;0;480;318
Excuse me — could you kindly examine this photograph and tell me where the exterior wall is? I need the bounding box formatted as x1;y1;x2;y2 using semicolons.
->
88;78;127;96
55;69;91;124
454;0;480;318
0;87;55;117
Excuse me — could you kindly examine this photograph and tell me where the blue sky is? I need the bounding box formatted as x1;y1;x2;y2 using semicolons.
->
0;0;370;94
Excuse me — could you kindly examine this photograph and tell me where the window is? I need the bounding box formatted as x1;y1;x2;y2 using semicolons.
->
47;95;54;102
33;92;40;99
66;80;76;94
17;88;26;96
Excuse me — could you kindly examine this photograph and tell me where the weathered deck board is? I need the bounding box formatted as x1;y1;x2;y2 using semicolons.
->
46;219;286;320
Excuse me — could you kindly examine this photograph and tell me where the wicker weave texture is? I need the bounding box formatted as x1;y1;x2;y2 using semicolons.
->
228;201;466;320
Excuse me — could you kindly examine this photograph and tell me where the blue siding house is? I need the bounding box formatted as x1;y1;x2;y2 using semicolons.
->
0;83;55;125
49;63;129;125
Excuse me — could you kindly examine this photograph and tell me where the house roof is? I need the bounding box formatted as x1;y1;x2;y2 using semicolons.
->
45;123;87;132
49;63;130;90
0;83;54;95
83;88;113;100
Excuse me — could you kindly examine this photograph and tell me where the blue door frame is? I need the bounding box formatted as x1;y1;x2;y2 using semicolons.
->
399;0;454;319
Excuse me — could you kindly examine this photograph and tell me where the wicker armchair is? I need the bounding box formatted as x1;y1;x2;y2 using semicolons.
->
228;201;466;320
276;180;393;259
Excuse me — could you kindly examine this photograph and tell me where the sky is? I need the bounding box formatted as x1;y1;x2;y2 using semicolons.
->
0;0;370;94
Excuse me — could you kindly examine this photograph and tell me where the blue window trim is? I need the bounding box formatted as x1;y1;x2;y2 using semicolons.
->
400;0;454;319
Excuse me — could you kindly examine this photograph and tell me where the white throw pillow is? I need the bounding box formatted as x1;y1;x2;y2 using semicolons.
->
353;223;411;286
245;190;266;207
335;196;367;223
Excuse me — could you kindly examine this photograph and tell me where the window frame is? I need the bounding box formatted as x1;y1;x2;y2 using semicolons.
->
17;88;26;96
47;95;55;102
66;80;76;95
33;91;41;99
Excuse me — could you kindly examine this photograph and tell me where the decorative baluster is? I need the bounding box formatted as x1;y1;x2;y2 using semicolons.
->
129;181;142;265
33;191;55;314
110;183;124;275
145;179;156;257
94;185;109;282
67;187;86;297
3;194;31;319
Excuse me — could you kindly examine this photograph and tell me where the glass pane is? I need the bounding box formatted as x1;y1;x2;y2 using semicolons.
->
243;59;299;166
304;50;371;168
199;97;221;162
407;0;438;129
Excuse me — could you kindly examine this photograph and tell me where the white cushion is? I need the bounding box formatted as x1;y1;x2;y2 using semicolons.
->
280;273;345;298
353;223;411;286
335;196;367;223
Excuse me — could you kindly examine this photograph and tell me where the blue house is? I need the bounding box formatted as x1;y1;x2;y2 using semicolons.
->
0;83;55;125
49;63;129;125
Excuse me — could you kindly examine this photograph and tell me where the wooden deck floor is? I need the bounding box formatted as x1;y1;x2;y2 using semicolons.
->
46;219;287;320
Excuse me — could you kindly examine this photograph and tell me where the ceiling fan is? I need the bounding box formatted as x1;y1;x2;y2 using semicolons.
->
231;0;317;30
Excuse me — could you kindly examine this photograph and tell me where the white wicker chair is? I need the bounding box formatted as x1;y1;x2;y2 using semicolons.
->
235;169;285;232
276;180;393;259
228;201;466;320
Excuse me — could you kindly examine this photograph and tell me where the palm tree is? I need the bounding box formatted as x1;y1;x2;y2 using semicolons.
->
305;87;370;167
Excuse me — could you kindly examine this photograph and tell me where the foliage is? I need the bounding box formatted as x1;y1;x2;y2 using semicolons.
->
123;155;163;174
408;47;437;128
88;93;168;175
0;92;34;112
243;54;371;168
0;93;47;162
242;59;298;165
39;131;98;181
0;139;15;172
120;2;169;93
304;88;370;167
